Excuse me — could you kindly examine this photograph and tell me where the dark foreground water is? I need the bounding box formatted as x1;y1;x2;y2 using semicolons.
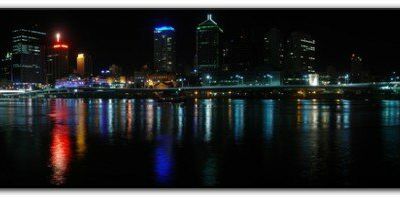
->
1;98;400;187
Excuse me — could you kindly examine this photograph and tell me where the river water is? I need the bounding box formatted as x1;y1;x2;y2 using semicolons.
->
0;98;400;187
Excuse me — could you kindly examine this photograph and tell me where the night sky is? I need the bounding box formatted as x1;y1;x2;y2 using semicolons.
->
0;9;399;75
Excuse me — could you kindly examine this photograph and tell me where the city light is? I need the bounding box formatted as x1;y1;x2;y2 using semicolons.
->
56;32;60;42
53;44;69;49
154;26;175;32
53;32;69;49
308;74;319;86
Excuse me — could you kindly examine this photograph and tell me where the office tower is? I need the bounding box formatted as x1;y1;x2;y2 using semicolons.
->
76;53;93;77
285;31;316;74
223;29;252;72
11;26;46;83
0;52;12;81
196;14;223;72
45;33;69;83
153;26;176;73
264;28;284;71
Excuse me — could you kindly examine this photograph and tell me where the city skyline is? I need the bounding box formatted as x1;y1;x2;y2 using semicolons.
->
0;10;400;76
2;7;400;190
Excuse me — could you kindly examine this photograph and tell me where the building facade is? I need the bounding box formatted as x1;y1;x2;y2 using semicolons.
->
196;14;223;73
153;26;176;73
285;31;316;74
76;53;93;77
223;29;252;72
263;28;284;71
0;52;12;82
45;33;69;84
11;27;46;83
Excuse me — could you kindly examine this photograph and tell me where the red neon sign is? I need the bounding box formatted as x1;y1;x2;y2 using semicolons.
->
53;44;69;49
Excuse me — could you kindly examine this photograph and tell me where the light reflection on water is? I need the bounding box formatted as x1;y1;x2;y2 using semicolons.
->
49;100;72;186
0;98;400;187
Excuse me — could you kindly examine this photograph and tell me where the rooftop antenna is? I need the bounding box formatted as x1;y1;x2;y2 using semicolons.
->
56;33;60;42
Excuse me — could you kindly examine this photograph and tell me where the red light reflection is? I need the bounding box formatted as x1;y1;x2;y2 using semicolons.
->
49;102;72;186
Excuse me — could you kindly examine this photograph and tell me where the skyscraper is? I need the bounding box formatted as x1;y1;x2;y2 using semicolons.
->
285;32;316;74
153;26;176;73
45;33;69;83
0;52;12;81
223;29;252;72
196;14;223;72
263;28;284;71
11;26;46;83
76;53;93;77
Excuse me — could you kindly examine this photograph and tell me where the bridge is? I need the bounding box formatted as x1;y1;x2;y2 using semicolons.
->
1;81;400;98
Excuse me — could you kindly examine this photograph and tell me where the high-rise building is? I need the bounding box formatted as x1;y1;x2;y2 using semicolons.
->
11;26;46;83
223;29;252;72
263;28;284;71
196;14;223;72
153;26;176;73
0;52;12;81
285;32;316;74
45;33;69;83
76;53;93;77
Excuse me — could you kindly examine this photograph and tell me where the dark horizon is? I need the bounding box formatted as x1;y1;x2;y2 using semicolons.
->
1;9;400;75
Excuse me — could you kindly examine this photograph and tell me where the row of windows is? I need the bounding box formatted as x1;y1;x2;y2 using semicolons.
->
12;29;46;36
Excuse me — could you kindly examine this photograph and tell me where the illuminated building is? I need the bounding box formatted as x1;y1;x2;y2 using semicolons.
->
196;14;223;72
45;33;70;84
11;26;46;83
308;73;319;86
99;64;127;88
285;31;316;74
154;26;176;73
55;75;85;89
263;28;284;71
0;52;12;81
145;73;177;88
76;53;93;77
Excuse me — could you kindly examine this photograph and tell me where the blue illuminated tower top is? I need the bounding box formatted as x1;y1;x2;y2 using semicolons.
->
153;25;176;73
154;26;175;33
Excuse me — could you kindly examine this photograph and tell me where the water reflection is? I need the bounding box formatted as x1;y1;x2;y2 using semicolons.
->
232;100;245;142
49;100;72;186
204;99;213;142
381;100;400;164
262;100;274;142
75;100;87;159
176;105;184;141
1;98;400;187
145;100;155;141
126;100;134;139
381;100;400;126
202;153;217;186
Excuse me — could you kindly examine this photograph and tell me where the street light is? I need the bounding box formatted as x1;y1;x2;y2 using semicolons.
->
177;78;186;88
205;74;212;86
266;74;273;85
344;74;350;85
235;75;244;85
